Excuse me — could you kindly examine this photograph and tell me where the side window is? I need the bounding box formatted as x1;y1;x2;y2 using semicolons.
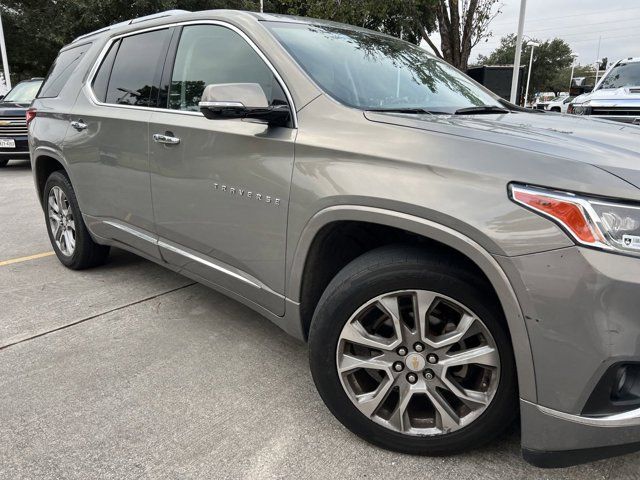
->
168;25;286;111
38;43;91;98
103;29;171;106
92;40;119;103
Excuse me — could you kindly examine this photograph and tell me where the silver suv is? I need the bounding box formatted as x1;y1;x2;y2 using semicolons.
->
29;10;640;468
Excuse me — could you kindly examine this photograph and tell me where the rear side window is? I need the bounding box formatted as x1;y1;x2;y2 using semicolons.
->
91;41;119;103
101;29;171;106
38;43;91;98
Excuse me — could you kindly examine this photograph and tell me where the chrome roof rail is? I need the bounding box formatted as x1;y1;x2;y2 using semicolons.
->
73;10;189;42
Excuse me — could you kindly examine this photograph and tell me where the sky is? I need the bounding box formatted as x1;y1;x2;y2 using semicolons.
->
428;0;640;67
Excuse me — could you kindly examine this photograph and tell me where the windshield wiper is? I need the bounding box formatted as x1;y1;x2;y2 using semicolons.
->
367;108;449;115
454;105;510;115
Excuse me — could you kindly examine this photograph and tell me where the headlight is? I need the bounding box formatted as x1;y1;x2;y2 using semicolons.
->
568;103;591;115
510;184;640;256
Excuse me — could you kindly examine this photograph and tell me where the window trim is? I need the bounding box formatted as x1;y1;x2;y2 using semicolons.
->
84;20;298;128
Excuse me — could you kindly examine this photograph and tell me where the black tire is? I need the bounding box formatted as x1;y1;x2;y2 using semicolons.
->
0;159;8;168
308;245;518;455
43;170;110;269
551;107;561;113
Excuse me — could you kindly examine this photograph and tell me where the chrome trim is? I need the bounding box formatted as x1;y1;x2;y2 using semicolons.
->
102;219;266;291
530;401;640;428
199;101;245;108
152;133;180;145
83;20;298;127
103;220;157;244
157;241;259;288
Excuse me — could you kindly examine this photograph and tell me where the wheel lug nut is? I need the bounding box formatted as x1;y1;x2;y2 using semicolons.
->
413;342;424;352
397;347;408;356
406;373;418;384
393;361;404;372
427;354;439;364
424;369;435;381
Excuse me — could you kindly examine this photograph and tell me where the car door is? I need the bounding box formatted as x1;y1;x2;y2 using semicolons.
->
148;24;296;315
64;28;173;259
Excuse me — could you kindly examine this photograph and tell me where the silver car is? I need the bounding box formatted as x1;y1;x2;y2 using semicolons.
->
28;10;640;468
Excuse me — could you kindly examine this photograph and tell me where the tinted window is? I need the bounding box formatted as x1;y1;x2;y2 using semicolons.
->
267;22;502;113
168;25;285;111
38;43;90;98
105;29;171;106
92;40;119;103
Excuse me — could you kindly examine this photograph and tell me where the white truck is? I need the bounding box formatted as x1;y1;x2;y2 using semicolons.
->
568;57;640;124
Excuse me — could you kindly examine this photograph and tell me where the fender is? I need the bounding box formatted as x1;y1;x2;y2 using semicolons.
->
32;146;75;206
287;205;537;402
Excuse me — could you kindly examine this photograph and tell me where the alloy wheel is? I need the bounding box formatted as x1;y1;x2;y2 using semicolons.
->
48;186;76;256
336;290;500;435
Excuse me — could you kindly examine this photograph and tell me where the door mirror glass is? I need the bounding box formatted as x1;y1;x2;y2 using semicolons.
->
199;83;290;125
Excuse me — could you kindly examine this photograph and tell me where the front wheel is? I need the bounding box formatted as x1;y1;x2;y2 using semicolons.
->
308;245;517;455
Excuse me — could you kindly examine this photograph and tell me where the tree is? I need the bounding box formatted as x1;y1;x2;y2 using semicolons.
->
478;34;574;98
422;0;501;70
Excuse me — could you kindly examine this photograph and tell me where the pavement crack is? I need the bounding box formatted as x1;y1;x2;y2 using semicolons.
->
0;282;197;351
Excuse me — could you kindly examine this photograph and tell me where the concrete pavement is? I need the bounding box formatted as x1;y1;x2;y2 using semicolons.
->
1;159;639;479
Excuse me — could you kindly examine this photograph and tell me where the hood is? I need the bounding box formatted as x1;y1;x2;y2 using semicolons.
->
364;110;640;188
574;86;640;105
0;102;29;116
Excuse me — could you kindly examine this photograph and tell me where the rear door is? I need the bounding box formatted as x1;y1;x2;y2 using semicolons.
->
148;24;296;315
63;28;173;259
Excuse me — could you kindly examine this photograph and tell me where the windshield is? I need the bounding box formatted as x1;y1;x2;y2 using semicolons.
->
266;22;503;113
599;62;640;89
3;80;42;103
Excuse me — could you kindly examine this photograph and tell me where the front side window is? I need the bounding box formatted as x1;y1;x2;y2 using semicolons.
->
39;43;91;98
599;62;640;90
266;22;502;113
168;25;285;111
103;29;171;106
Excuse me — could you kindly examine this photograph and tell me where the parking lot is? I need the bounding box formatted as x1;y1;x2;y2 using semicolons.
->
0;159;638;479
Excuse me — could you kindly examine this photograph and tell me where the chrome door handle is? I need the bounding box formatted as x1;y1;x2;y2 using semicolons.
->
70;120;87;131
153;133;180;145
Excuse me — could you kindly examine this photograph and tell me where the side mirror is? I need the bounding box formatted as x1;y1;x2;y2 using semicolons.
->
198;83;290;126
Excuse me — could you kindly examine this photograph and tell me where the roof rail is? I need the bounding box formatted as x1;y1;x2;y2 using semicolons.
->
73;10;189;43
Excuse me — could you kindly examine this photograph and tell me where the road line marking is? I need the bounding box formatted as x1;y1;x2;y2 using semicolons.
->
0;251;55;267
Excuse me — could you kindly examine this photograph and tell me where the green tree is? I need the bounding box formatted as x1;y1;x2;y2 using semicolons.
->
478;34;574;98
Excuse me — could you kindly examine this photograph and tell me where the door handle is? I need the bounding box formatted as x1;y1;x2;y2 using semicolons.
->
153;133;180;145
70;120;87;131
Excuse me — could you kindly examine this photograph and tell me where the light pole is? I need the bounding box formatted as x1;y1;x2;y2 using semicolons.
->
524;41;539;108
510;0;528;104
569;53;579;89
0;12;11;90
260;0;263;13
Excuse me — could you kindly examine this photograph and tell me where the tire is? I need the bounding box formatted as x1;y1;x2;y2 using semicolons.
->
551;107;561;113
308;245;517;455
0;159;8;168
43;170;110;269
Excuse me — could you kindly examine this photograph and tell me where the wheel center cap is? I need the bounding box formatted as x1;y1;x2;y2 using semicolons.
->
405;353;426;372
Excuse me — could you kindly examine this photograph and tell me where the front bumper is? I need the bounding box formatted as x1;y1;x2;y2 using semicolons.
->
497;247;640;466
0;135;30;159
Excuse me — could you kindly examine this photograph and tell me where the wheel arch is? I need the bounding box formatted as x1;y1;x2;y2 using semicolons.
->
287;205;536;402
33;148;72;208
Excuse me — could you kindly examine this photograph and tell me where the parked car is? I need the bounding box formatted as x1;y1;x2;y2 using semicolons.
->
29;10;640;468
568;57;640;124
530;92;558;110
545;95;573;113
0;77;42;167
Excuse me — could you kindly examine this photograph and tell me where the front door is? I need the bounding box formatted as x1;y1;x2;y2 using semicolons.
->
149;24;296;315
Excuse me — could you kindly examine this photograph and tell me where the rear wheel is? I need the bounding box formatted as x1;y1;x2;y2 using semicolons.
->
44;171;110;269
308;245;517;455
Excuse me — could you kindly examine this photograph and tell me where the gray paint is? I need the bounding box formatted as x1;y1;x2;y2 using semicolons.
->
29;9;640;463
